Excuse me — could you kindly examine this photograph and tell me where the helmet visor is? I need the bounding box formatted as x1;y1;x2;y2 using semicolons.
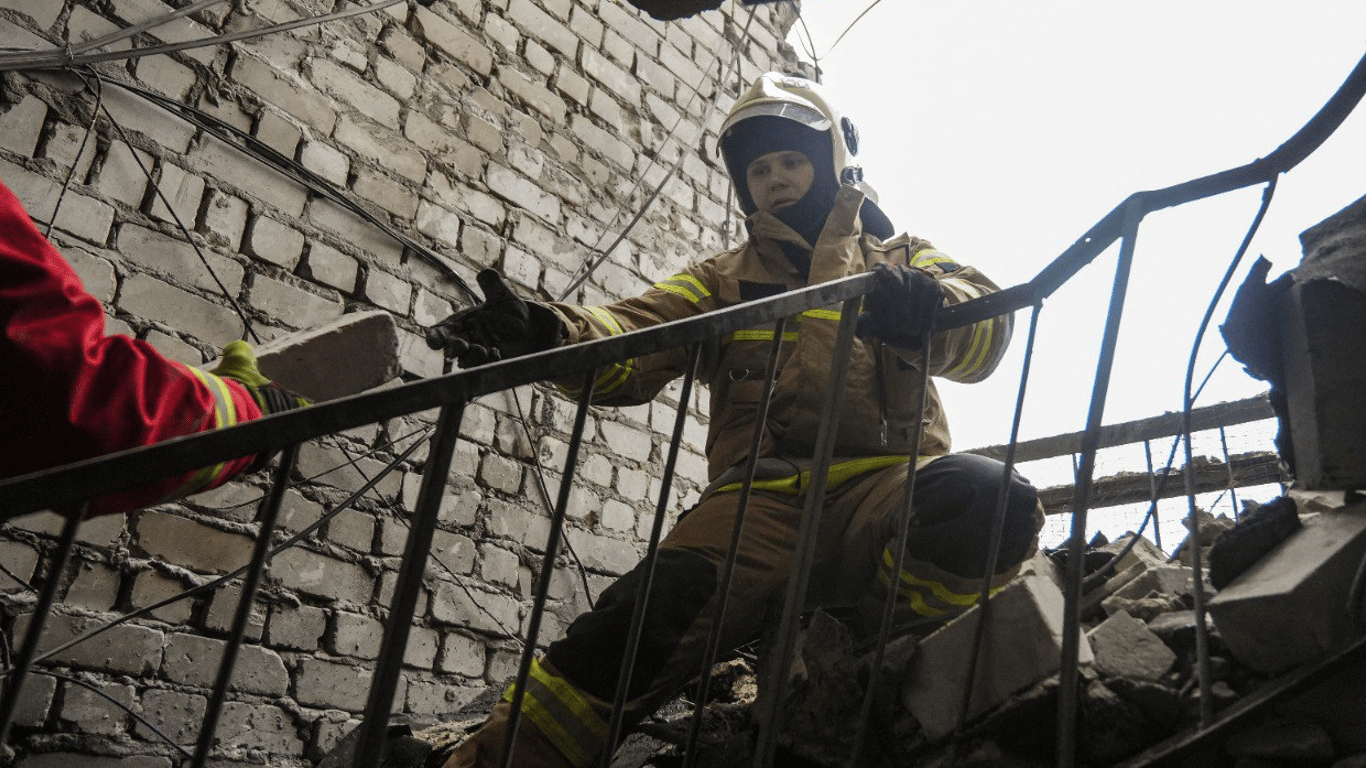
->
720;100;831;137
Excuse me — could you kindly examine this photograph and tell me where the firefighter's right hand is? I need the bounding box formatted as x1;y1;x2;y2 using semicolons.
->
856;263;944;350
425;269;567;368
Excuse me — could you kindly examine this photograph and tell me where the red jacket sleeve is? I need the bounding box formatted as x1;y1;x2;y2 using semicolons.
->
0;177;261;517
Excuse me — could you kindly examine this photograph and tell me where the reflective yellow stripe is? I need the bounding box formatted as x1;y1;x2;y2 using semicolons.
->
878;547;1004;618
909;248;955;270
504;658;608;768
726;329;800;343
593;360;633;396
944;319;994;379
712;455;921;496
161;368;240;499
653;274;711;304
801;308;841;321
584;306;625;336
877;570;949;617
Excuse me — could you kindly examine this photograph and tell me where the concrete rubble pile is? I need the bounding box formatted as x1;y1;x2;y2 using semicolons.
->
425;490;1366;768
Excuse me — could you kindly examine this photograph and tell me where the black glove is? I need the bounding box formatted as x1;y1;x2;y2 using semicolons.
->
855;263;944;350
425;269;567;368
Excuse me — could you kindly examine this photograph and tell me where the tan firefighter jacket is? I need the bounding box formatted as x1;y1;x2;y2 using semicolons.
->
544;186;1013;493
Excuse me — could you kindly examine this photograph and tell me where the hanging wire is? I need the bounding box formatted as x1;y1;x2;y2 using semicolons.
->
4;431;427;675
816;0;888;61
558;8;757;301
43;73;101;241
0;0;406;71
79;69;263;343
95;76;476;300
1180;176;1280;727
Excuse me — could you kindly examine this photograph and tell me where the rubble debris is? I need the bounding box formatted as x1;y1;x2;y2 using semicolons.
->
1087;610;1177;682
1207;496;1366;672
902;573;1093;742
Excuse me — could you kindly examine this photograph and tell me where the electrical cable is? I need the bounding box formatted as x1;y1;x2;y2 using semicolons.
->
43;72;101;242
32;669;196;760
96;77;476;301
6;430;428;675
196;424;437;514
332;442;524;645
0;0;406;72
80;68;262;343
558;8;756;301
512;388;595;602
817;0;887;62
0;558;34;592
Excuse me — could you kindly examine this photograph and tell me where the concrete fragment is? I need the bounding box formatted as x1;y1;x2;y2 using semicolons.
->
1111;564;1194;601
1087;610;1177;681
1287;193;1366;489
1100;593;1185;623
203;310;400;402
902;573;1092;741
1099;533;1167;574
1207;497;1366;672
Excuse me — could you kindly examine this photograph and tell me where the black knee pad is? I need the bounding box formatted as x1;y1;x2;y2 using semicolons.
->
906;454;1040;577
546;548;718;702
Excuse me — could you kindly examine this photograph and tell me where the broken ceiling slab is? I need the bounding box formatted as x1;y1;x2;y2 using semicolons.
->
901;573;1092;741
204;310;401;402
1207;496;1366;673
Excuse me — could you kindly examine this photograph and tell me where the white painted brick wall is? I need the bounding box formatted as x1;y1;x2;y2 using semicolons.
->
1;0;801;762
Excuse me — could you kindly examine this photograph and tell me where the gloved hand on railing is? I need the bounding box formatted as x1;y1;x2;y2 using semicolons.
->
425;269;568;368
210;340;310;415
209;340;310;474
855;262;944;350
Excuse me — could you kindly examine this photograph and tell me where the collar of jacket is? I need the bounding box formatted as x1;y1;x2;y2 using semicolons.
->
747;185;871;287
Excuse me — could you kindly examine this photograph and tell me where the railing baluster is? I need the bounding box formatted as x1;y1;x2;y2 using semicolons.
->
1144;439;1163;551
354;403;466;768
600;345;702;767
754;298;862;768
192;443;298;768
1057;202;1144;768
951;305;1044;748
500;370;598;768
0;502;84;746
681;318;788;768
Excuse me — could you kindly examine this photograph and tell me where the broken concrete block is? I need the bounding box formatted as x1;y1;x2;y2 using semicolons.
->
1100;593;1184;623
1087;610;1176;682
1284;194;1366;490
1111;564;1194;602
204;310;400;402
901;573;1092;741
1207;497;1366;673
1015;547;1064;592
1099;533;1166;574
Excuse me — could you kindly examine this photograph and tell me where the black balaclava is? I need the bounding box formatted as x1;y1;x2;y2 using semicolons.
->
721;115;895;252
721;115;837;246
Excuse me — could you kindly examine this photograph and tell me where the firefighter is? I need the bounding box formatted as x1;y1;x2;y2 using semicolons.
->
0;176;306;517
425;73;1044;767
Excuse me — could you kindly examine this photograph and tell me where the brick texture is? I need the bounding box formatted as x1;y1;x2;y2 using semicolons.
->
3;0;800;764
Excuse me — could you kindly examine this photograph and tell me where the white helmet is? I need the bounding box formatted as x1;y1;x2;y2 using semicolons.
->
719;72;877;215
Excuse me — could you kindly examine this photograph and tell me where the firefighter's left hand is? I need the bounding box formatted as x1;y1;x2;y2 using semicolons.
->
856;263;943;350
425;269;567;368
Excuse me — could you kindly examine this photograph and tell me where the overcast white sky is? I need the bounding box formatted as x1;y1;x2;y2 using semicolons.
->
782;1;1366;456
